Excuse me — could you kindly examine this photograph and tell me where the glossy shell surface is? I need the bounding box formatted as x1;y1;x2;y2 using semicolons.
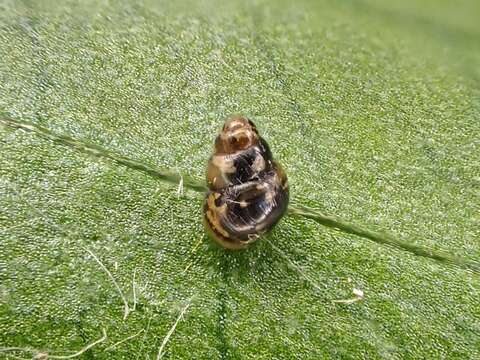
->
203;116;289;249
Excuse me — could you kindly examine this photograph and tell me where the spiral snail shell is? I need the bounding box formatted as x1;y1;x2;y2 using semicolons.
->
203;116;289;249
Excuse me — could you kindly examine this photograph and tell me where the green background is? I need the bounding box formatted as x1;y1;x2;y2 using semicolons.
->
1;0;479;358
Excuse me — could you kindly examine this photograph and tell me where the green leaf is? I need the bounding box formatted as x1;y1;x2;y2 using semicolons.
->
1;1;479;359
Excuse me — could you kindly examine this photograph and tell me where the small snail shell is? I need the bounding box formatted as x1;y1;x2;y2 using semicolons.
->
203;116;289;249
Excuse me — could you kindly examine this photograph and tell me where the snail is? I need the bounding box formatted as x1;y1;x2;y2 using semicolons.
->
203;116;289;249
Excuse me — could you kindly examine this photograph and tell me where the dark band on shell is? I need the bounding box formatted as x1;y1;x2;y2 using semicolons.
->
203;116;289;249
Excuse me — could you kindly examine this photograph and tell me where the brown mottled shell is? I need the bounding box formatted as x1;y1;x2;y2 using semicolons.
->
203;116;289;249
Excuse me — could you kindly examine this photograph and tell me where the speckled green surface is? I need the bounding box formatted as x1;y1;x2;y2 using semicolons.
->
1;0;479;358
